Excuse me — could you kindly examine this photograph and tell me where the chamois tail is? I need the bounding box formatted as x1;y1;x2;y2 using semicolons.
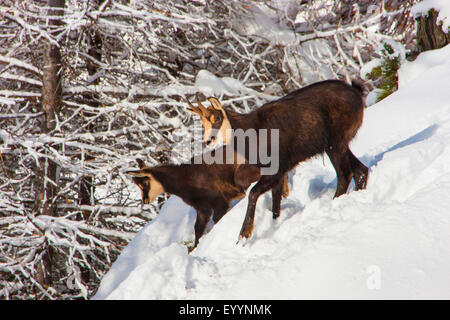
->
351;79;366;96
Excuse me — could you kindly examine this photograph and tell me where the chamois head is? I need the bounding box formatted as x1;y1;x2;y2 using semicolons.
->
126;159;164;204
186;94;232;147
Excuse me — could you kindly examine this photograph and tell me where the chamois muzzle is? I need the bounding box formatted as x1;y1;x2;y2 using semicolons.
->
206;136;216;146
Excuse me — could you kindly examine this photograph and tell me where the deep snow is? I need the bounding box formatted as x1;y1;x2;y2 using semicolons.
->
93;44;450;300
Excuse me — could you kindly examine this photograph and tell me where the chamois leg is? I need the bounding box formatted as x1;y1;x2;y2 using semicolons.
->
282;173;290;198
239;174;282;241
327;147;353;198
193;210;212;248
271;176;284;219
212;201;229;224
347;149;369;190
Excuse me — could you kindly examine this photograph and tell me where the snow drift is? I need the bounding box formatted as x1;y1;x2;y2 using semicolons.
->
93;45;450;300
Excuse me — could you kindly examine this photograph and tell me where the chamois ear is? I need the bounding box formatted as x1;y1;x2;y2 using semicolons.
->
136;159;146;169
207;97;224;111
233;164;261;189
195;93;209;115
125;169;147;177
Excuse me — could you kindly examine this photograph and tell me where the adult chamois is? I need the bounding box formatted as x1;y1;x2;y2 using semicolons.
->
126;149;261;249
186;79;369;241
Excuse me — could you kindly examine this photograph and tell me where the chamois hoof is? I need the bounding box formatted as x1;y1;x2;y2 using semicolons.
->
236;235;250;246
238;224;254;242
355;174;368;190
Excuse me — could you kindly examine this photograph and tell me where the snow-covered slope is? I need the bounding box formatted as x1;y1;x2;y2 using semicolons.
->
93;45;450;300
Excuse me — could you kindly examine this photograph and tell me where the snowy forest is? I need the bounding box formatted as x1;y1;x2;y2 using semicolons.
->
1;0;447;300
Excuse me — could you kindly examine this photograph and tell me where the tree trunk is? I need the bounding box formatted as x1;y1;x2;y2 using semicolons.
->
416;9;450;52
79;1;103;218
35;0;65;289
36;0;64;213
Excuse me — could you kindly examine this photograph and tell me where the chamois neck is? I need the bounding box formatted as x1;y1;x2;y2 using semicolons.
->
225;109;258;131
148;164;191;194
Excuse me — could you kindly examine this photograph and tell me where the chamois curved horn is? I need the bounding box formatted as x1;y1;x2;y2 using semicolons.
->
185;97;202;116
136;158;146;169
195;93;209;115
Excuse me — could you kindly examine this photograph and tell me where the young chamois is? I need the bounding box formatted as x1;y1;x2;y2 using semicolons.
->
186;79;369;241
126;149;261;249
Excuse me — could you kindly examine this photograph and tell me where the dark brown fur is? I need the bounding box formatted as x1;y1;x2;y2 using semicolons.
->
127;149;261;249
216;80;369;240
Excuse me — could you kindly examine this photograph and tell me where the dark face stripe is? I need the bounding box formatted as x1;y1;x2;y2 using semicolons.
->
132;176;151;204
211;110;223;130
